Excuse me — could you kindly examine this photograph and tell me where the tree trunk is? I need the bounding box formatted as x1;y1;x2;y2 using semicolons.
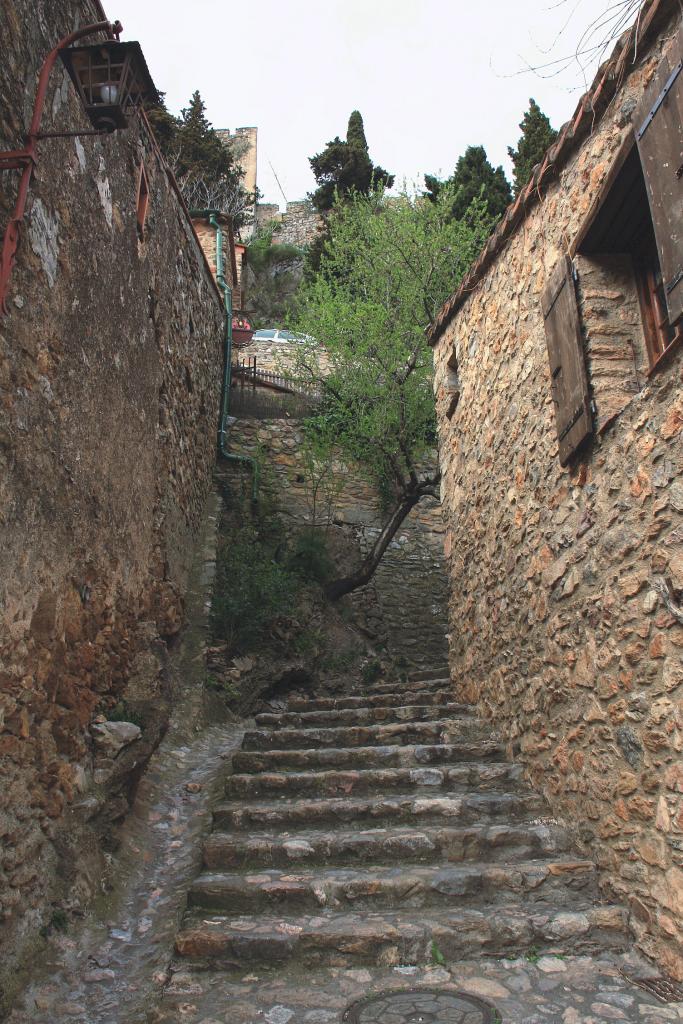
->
324;491;424;601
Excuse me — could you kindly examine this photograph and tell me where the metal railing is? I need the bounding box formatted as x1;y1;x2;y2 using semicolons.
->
231;357;321;420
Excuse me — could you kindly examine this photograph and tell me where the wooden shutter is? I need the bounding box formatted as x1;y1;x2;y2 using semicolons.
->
541;256;592;466
634;25;683;324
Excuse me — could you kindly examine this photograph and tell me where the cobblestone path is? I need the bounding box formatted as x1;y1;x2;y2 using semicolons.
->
155;672;680;1023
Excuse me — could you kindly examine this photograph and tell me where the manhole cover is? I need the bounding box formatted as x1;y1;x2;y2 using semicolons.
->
342;988;500;1024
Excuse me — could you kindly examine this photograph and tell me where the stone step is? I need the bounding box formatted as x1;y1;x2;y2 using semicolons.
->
189;859;597;915
285;690;458;712
232;740;505;775
407;667;451;683
213;791;545;832
242;718;490;753
175;902;628;967
203;820;571;871
365;678;451;696
255;702;472;730
225;762;524;800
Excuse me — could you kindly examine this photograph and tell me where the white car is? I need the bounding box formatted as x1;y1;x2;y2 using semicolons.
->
252;328;312;344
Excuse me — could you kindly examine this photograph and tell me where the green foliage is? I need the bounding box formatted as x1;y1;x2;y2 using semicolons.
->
309;110;394;213
40;908;68;937
293;185;492;500
286;527;334;583
430;939;446;966
425;145;512;223
361;659;382;685
346;109;369;151
319;648;361;673
147;91;253;227
246;234;305;274
508;98;558;196
107;701;145;729
205;673;240;701
525;945;541;964
210;523;297;654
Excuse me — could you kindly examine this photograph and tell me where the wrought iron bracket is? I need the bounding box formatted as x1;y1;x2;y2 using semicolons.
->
0;18;118;317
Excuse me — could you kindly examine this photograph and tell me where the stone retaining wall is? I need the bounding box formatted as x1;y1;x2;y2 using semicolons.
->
432;10;683;979
0;0;224;1000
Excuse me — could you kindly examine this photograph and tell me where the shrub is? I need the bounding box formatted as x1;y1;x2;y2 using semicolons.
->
210;525;297;653
286;527;334;583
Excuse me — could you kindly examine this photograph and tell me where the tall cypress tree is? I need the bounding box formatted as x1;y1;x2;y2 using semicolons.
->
508;98;558;196
346;110;369;152
425;146;511;223
309;111;394;213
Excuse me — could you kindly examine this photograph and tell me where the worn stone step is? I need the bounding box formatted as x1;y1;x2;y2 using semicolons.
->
225;762;524;800
231;740;505;774
213;791;545;832
407;667;451;683
189;859;597;915
366;678;452;696
175;902;628;966
242;718;490;753
285;690;458;712
255;702;472;730
203;820;571;871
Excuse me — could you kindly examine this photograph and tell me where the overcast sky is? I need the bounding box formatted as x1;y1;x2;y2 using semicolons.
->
110;0;636;207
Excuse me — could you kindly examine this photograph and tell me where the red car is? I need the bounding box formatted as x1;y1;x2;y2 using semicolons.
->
232;315;253;345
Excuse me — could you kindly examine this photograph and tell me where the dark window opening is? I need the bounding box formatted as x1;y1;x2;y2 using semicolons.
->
577;140;681;369
136;160;149;242
444;350;460;419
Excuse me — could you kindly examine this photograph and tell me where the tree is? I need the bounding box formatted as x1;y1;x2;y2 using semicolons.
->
292;186;492;600
147;91;256;229
508;99;558;196
425;145;512;223
309;110;394;213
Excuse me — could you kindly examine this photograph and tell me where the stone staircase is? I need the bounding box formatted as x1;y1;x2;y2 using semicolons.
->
174;671;629;971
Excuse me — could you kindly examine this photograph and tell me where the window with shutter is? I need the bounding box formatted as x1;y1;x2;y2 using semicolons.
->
541;255;593;466
634;24;683;324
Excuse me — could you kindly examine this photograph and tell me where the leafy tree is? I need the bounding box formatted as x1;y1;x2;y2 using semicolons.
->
425;145;512;223
508;98;558;196
309;110;394;213
292;186;492;600
147;91;255;228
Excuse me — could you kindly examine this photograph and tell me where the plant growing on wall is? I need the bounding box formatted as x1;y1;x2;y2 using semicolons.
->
292;184;491;600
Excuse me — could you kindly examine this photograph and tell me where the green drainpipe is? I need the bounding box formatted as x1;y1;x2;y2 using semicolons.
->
202;210;258;499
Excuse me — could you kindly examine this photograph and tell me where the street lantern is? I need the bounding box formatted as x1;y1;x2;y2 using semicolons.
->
0;19;159;315
59;40;157;132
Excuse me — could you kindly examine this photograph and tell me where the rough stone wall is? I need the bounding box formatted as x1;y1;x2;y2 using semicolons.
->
433;16;683;979
225;419;449;672
255;200;323;248
0;0;223;999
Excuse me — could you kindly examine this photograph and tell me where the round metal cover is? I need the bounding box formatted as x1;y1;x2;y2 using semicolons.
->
342;988;499;1024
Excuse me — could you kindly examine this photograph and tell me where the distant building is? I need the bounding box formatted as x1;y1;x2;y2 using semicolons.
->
217;127;257;237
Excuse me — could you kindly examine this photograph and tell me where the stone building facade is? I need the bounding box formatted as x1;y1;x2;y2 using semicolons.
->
0;0;224;1002
431;0;683;979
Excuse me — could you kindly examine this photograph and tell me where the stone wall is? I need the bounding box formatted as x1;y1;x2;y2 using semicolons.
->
225;419;449;672
432;11;683;980
255;200;323;248
0;0;224;1001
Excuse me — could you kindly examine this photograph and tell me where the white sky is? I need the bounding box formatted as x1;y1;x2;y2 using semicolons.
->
109;0;637;207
